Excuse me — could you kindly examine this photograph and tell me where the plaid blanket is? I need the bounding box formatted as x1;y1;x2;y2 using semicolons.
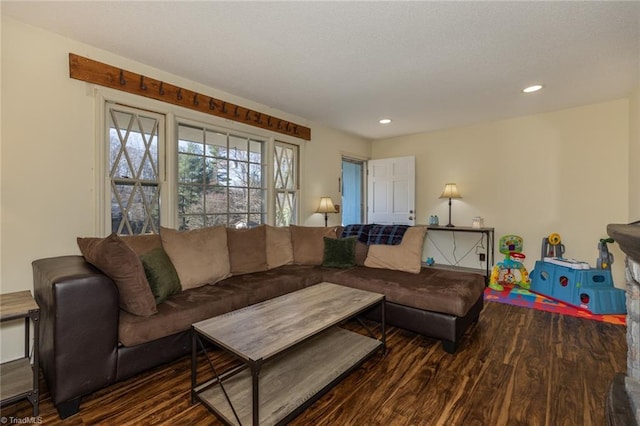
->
341;224;409;245
341;224;372;244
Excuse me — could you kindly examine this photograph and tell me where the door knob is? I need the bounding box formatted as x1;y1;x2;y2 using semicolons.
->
409;216;414;221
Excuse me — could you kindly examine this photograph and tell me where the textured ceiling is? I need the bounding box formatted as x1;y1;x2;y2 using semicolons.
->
3;1;639;140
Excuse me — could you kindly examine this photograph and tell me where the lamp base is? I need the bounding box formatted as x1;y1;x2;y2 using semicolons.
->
445;223;455;227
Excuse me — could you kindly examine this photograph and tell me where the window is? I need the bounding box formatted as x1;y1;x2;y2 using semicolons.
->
274;141;299;226
103;99;299;234
177;123;266;229
108;103;164;234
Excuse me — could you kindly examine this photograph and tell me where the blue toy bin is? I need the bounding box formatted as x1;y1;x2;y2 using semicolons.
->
529;260;626;315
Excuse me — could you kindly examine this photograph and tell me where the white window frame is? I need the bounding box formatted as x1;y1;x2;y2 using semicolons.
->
95;87;304;235
175;118;268;228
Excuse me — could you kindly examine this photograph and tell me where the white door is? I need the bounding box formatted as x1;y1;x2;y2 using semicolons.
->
367;156;415;225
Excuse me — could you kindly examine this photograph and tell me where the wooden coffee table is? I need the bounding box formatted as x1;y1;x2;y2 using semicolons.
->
191;282;385;426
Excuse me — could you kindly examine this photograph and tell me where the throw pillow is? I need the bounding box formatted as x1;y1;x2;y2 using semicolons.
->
290;225;338;265
226;225;268;275
322;236;357;268
265;225;294;269
160;226;231;290
77;233;157;316
139;247;181;304
364;226;427;274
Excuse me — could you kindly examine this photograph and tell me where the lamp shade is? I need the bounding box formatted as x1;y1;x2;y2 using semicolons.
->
316;197;337;213
439;183;462;199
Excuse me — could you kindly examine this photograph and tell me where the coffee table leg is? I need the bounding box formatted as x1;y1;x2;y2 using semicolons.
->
251;361;262;426
381;299;386;353
191;329;197;404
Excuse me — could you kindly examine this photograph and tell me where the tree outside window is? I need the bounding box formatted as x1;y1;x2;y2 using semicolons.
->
177;123;266;229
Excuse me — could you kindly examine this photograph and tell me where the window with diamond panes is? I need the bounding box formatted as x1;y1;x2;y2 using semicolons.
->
177;123;266;229
274;141;299;226
108;104;163;234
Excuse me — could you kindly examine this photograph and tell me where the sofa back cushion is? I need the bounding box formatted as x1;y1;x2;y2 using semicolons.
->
364;226;427;274
160;226;231;290
337;226;369;266
120;234;162;256
227;225;268;275
77;233;157;316
290;225;338;265
265;226;294;269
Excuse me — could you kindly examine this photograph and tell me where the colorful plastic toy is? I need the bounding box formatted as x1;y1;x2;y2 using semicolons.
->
596;238;614;270
488;235;531;291
529;234;626;314
541;232;565;259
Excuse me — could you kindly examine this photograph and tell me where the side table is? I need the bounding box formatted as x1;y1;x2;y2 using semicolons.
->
425;225;495;280
0;291;40;416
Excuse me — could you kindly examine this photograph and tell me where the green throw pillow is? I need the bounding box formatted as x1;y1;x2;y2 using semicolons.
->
322;236;357;268
140;247;181;304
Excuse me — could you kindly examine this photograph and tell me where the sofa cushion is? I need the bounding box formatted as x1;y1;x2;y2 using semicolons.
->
77;233;157;317
290;225;338;265
323;266;485;318
265;226;294;269
364;226;427;274
218;265;324;307
227;225;268;275
139;247;181;304
118;282;247;347
118;265;324;346
160;226;231;290
322;236;357;268
120;234;162;256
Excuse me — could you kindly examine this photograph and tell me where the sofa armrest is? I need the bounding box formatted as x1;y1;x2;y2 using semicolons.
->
32;255;119;409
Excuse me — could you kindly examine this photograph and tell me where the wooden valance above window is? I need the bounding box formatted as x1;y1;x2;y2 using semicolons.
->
68;53;311;141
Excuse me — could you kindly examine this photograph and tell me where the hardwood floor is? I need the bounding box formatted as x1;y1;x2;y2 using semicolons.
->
2;301;627;425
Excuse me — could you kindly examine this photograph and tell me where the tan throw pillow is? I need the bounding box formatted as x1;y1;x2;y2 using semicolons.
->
160;226;231;290
364;226;427;274
290;225;338;265
77;233;157;316
265;226;294;269
227;225;268;275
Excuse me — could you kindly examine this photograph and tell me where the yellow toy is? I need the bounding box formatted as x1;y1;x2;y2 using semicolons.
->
488;235;531;291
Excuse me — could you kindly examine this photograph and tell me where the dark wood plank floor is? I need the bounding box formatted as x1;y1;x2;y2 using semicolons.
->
2;301;627;425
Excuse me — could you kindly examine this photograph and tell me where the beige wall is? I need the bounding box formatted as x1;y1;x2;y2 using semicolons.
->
372;100;630;286
0;17;370;361
630;82;640;220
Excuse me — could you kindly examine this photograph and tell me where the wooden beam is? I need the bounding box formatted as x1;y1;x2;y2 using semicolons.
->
68;53;311;141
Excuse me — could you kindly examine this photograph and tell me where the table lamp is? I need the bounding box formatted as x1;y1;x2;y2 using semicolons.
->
317;197;337;227
439;183;462;227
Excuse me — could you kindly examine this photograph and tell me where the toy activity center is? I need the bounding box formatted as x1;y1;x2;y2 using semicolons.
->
528;234;626;315
488;232;626;315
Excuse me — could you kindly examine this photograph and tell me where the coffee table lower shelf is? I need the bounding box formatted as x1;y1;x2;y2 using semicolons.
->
194;327;382;426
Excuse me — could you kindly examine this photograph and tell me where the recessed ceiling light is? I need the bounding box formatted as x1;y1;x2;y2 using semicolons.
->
522;84;543;93
379;118;392;124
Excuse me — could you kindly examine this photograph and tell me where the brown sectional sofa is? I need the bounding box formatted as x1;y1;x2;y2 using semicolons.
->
32;224;485;419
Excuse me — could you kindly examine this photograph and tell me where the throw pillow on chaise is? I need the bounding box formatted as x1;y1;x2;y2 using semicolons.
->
77;233;158;316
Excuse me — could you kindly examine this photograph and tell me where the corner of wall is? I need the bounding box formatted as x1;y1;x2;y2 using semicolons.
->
630;82;640;221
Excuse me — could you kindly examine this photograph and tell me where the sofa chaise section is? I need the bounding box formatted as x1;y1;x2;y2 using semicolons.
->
323;266;485;353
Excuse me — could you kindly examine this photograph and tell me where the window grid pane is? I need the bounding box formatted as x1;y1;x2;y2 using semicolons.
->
274;142;298;226
178;123;266;230
108;106;161;235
